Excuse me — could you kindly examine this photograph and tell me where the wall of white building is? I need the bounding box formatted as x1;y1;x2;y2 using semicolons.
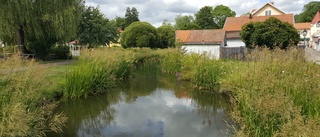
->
182;45;220;59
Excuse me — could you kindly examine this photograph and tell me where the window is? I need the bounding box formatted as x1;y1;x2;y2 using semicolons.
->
265;10;271;16
317;22;320;27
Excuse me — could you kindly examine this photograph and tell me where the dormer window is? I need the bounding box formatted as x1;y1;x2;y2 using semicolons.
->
265;10;271;16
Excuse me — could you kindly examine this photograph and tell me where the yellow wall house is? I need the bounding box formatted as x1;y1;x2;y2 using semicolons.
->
250;2;286;16
310;11;320;51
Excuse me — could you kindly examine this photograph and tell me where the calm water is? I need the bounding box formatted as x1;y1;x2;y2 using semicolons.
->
51;76;232;137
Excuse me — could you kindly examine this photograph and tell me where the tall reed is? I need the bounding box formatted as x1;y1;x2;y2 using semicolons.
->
220;48;320;136
0;55;67;136
64;48;164;98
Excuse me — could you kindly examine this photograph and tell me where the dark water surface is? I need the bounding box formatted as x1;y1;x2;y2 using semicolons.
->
51;76;232;137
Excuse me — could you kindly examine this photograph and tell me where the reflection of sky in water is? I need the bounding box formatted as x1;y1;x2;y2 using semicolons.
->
76;88;229;137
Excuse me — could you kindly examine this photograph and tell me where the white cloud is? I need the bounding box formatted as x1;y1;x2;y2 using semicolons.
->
85;0;315;27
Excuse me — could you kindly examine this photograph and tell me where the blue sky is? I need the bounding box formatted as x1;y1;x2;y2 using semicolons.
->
85;0;315;27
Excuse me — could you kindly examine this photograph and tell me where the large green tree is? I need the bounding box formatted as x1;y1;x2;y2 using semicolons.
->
0;0;83;59
77;6;118;48
240;17;299;49
174;15;200;30
212;5;236;28
115;16;126;30
157;25;175;48
195;6;218;29
124;7;140;29
295;1;320;23
121;22;159;48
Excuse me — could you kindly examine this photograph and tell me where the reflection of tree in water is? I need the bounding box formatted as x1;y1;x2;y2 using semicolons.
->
120;78;159;103
51;75;233;136
49;90;122;137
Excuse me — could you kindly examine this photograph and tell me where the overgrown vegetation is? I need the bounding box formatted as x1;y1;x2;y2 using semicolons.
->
0;55;67;136
220;48;320;136
64;48;162;98
1;47;319;136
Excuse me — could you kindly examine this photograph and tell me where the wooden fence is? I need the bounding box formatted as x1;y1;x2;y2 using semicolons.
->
220;46;246;60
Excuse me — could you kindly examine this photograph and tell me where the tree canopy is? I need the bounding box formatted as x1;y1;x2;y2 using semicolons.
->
295;1;320;23
240;17;299;49
195;6;218;29
174;15;200;30
157;25;175;48
77;6;118;48
124;7;140;29
212;5;236;28
121;22;159;48
0;0;83;59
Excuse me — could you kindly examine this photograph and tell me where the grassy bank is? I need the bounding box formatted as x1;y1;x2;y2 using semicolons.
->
0;55;67;136
219;48;320;136
146;47;320;136
64;48;163;98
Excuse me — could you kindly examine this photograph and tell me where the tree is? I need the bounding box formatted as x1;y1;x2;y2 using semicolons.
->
162;19;173;27
121;22;159;48
195;6;218;29
212;5;236;28
0;0;83;59
157;25;175;48
124;7;140;29
115;16;126;30
77;6;118;48
240;17;299;49
174;15;200;30
295;1;320;23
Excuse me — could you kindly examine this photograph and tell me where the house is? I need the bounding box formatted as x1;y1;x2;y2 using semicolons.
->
295;22;311;47
223;14;294;47
176;29;226;59
223;2;295;47
250;2;286;16
310;11;320;51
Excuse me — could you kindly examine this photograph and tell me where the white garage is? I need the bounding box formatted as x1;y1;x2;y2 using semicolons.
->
176;29;226;59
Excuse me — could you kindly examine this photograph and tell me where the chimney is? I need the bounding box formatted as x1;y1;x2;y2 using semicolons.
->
270;2;274;5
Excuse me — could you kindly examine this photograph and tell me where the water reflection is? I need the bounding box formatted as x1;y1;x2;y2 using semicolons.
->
51;76;231;137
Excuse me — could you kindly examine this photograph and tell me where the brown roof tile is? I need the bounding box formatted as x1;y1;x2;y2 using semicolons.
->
223;14;294;31
294;23;310;30
176;29;225;44
311;11;320;24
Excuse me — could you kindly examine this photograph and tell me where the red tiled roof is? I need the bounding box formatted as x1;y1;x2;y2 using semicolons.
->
226;31;241;39
311;11;320;24
223;14;294;31
176;29;225;44
294;23;310;30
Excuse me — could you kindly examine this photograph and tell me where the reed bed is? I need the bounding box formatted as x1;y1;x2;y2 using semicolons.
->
64;48;163;98
0;55;67;136
219;48;320;136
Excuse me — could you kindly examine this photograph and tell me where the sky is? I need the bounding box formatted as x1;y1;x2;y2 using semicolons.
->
85;0;316;27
